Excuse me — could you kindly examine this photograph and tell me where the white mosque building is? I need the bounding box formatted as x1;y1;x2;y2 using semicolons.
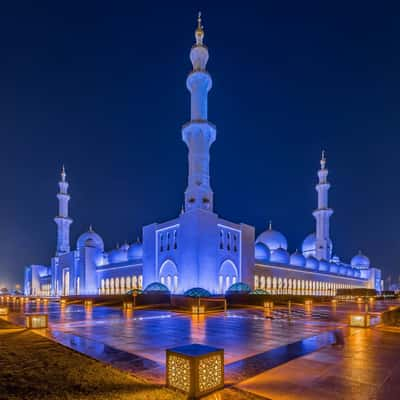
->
24;15;382;297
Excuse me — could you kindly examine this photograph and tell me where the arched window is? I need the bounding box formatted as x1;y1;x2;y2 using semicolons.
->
174;275;178;291
110;278;114;294
260;276;265;290
126;276;131;289
133;275;137;289
266;276;272;290
138;275;143;289
225;275;230;291
254;275;259;289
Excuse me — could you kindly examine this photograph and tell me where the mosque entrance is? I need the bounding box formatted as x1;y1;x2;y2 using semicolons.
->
159;260;178;293
219;260;238;293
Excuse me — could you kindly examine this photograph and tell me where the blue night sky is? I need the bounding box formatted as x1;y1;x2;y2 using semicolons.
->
0;1;399;287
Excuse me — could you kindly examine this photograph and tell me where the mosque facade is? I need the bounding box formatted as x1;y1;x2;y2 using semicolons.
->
24;16;382;297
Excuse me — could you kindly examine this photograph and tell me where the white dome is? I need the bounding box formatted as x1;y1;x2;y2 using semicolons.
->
329;262;339;274
108;246;128;264
339;265;347;275
255;242;270;261
351;251;370;269
290;250;306;267
256;223;288;251
305;256;318;270
270;247;290;264
128;240;143;260
302;233;333;258
318;259;330;272
77;228;104;252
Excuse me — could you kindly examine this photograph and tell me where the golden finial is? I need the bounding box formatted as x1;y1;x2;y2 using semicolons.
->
268;220;272;230
89;224;93;232
195;11;204;45
61;164;66;181
321;150;326;169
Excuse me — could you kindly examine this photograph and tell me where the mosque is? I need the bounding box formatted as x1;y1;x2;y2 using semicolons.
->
24;15;382;297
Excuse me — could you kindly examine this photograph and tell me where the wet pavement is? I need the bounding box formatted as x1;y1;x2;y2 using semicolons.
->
2;299;398;387
236;326;400;399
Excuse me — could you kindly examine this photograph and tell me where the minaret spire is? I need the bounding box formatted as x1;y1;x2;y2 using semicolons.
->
182;13;216;212
54;165;73;255
312;151;333;260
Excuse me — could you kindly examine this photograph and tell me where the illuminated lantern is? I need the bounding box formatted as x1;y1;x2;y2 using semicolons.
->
304;299;313;306
123;302;133;310
60;299;67;305
349;313;370;328
25;313;48;329
0;306;9;316
191;306;205;314
166;344;224;398
84;300;93;307
264;301;274;309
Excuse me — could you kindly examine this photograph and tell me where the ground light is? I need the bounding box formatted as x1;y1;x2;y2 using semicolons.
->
166;343;224;398
123;301;133;310
349;313;370;328
25;313;48;329
0;306;9;316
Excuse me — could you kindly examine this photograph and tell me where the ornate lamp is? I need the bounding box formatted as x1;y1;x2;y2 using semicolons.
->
166;343;224;398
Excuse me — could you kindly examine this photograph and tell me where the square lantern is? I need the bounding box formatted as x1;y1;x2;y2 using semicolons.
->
264;301;274;309
84;300;93;307
123;302;133;310
191;306;205;314
166;344;224;398
304;299;313;306
349;313;370;328
25;313;48;329
60;299;67;306
0;306;9;316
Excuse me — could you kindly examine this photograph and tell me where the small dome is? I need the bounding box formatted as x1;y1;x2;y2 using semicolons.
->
305;256;318;270
270;247;290;264
302;233;333;258
128;240;143;260
290;250;306;267
226;282;251;294
318;259;330;272
256;222;288;251
329;262;339;274
184;287;212;297
144;282;170;293
339;265;347;275
108;245;128;264
255;242;271;261
351;251;370;269
120;242;129;251
77;228;104;252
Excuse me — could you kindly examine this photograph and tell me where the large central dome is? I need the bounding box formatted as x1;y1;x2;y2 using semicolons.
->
256;222;288;251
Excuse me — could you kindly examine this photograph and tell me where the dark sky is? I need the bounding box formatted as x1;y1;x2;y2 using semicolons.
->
1;1;399;288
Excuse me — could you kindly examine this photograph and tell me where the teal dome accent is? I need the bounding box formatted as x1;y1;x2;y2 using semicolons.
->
184;287;212;297
250;289;269;295
144;282;170;293
226;282;251;294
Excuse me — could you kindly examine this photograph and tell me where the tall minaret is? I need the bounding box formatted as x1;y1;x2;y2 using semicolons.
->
182;12;216;212
54;165;73;255
312;151;333;260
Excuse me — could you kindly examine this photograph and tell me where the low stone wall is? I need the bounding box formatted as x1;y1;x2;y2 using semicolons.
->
226;294;332;307
171;295;226;312
62;293;171;307
382;307;400;326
